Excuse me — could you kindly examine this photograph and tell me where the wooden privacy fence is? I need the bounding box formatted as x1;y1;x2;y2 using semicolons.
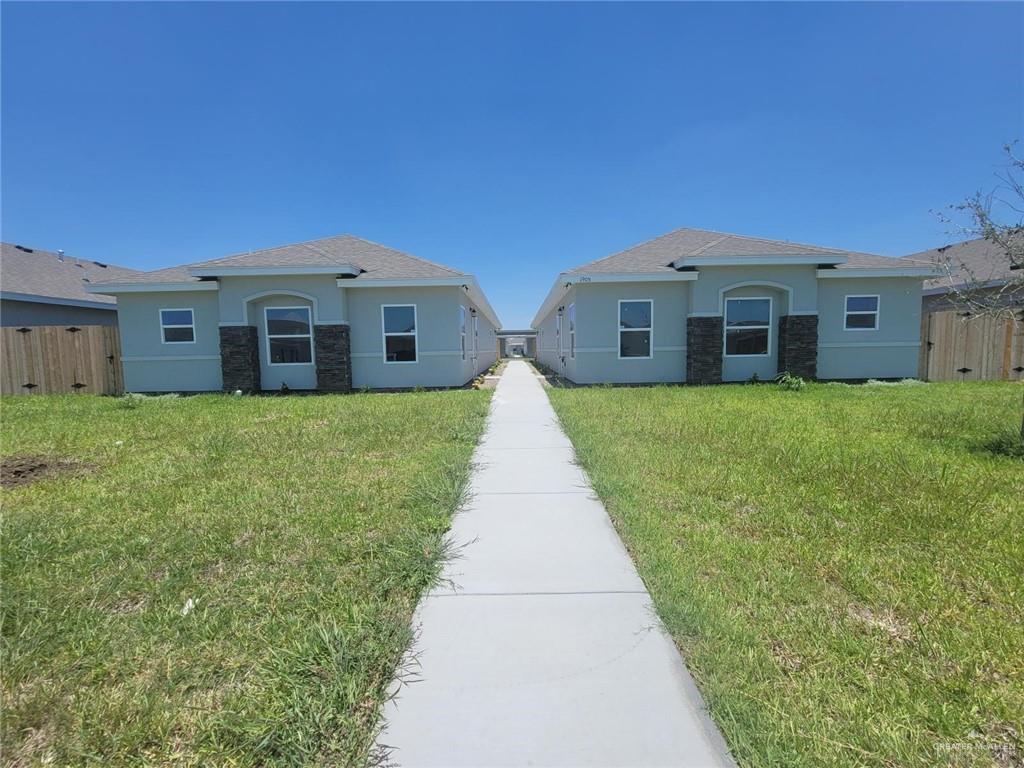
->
920;310;1024;382
1;325;123;395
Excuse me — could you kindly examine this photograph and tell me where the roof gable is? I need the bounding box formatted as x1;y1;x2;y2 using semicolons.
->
566;227;902;274
90;234;465;285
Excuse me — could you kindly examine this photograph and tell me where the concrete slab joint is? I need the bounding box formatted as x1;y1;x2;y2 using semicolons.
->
378;360;735;768
219;325;260;392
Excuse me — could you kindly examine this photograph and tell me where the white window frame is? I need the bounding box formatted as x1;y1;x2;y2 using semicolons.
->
617;299;653;360
459;305;467;361
568;302;576;359
723;296;772;358
472;313;479;360
556;311;563;357
844;294;880;331
264;305;314;366
382;303;418;364
159;307;196;345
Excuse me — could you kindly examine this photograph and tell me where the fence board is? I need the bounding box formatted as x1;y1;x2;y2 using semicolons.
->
0;325;123;395
921;310;1024;382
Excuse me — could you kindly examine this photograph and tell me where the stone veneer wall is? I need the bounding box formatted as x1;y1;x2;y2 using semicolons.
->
686;316;723;385
777;315;818;379
313;324;352;392
219;326;261;392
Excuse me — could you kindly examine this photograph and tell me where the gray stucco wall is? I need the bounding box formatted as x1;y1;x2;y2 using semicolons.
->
348;285;492;389
1;299;119;327
114;277;492;392
817;277;922;379
534;268;923;384
116;291;223;392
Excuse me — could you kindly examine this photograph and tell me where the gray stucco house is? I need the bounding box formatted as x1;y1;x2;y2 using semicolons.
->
1;242;138;326
532;227;936;384
87;235;499;392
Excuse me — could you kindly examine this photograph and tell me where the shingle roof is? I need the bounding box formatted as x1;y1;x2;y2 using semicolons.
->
96;234;464;285
1;242;139;305
903;238;1020;291
566;227;907;273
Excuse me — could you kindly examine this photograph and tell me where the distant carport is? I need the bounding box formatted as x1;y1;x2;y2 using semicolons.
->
496;328;538;358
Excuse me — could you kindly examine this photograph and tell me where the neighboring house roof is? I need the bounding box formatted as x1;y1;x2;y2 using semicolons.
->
0;242;139;308
86;234;500;327
565;227;908;274
903;238;1021;293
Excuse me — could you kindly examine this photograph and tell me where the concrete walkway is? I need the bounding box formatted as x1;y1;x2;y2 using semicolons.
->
378;361;734;768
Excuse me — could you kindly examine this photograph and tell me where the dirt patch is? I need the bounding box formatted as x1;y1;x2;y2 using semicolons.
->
0;456;94;488
109;595;149;615
848;603;913;643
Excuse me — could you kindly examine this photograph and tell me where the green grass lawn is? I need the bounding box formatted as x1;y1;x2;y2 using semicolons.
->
549;381;1023;768
1;391;490;766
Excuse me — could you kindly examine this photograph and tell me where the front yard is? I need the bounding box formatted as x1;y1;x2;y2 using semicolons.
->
550;381;1023;768
1;391;490;766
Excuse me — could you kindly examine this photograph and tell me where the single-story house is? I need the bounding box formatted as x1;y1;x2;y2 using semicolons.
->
87;234;499;392
532;227;936;384
1;242;138;326
903;238;1023;312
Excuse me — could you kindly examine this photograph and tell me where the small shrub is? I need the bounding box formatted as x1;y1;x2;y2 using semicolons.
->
985;429;1024;459
117;392;147;409
776;372;806;391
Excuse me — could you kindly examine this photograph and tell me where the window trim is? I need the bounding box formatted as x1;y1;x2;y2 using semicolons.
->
617;298;654;360
568;302;576;359
381;303;418;365
723;296;772;358
844;294;880;331
264;305;314;366
159;307;196;345
459;305;467;361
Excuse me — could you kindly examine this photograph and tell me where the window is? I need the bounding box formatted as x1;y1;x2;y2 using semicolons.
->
265;306;313;364
568;303;576;359
618;300;652;358
459;306;467;360
724;297;771;356
383;304;417;363
845;295;879;330
160;308;195;344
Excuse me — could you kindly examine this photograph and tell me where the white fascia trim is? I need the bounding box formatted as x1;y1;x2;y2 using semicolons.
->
340;277;467;288
0;291;117;310
86;282;219;293
191;265;359;277
816;268;937;279
531;274;573;329
570;272;700;283
675;255;846;268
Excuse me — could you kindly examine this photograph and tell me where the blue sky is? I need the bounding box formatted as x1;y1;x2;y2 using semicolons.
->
2;2;1021;328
